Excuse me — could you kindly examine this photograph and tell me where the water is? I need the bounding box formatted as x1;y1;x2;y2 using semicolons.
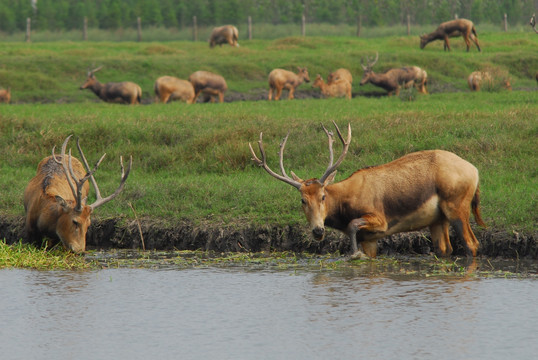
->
1;263;538;360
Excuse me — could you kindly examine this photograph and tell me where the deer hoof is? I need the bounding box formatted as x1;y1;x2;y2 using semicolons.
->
350;250;368;260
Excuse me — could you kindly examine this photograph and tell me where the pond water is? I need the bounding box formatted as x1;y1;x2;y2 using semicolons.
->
1;257;538;360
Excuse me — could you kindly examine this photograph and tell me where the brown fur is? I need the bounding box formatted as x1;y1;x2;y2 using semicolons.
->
209;25;239;48
0;87;11;103
360;66;428;96
268;67;310;100
327;68;353;85
80;69;141;104
468;71;511;91
251;125;486;259
312;74;351;99
188;71;228;103
154;76;195;104
420;19;481;52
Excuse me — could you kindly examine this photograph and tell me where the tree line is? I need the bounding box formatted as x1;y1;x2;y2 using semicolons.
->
0;0;534;33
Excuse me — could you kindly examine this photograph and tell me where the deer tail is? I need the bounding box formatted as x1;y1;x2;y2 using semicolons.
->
472;186;486;227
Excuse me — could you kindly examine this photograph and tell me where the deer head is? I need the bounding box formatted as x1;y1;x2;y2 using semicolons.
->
359;52;379;85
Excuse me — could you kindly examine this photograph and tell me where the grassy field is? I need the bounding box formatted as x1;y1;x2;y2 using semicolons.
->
0;33;537;240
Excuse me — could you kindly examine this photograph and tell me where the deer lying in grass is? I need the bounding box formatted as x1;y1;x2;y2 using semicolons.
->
268;67;310;100
0;87;10;103
249;122;486;259
468;71;512;91
154;76;195;104
24;135;132;253
312;74;352;99
359;53;428;96
80;66;142;104
209;25;240;47
420;19;481;52
188;71;228;103
327;68;353;86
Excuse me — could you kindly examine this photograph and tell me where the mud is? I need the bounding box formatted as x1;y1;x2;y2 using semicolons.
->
1;215;536;259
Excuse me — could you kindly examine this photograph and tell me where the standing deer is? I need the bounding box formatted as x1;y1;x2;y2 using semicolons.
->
24;135;132;253
188;71;228;103
209;25;240;48
154;76;195;104
312;74;352;99
80;66;142;104
420;19;481;52
0;87;11;103
268;67;310;100
360;53;428;96
249;122;485;259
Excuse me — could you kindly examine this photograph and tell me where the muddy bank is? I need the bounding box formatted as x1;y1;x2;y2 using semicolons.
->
1;215;536;259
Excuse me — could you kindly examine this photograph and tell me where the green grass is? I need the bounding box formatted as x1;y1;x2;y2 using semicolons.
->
0;35;536;238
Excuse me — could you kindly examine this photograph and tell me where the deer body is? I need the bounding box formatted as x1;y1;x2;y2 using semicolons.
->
327;68;353;85
268;67;310;100
154;76;195;104
420;19;481;52
209;25;239;48
188;71;228;103
313;74;351;99
0;87;11;103
24;136;132;253
250;123;485;259
80;67;141;104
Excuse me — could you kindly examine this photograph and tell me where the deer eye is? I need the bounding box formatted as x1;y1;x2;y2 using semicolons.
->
322;195;326;201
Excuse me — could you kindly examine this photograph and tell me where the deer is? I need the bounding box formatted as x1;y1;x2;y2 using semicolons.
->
359;53;428;96
312;74;352;99
268;67;310;101
530;14;537;34
0;87;11;103
327;68;353;86
468;71;511;91
80;66;142;104
209;25;240;48
154;76;195;104
420;19;481;52
249;122;486;259
188;71;228;103
23;135;132;253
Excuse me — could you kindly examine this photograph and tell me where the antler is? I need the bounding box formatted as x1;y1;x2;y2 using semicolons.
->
249;132;302;190
319;121;352;183
52;135;100;212
87;65;103;77
74;138;132;210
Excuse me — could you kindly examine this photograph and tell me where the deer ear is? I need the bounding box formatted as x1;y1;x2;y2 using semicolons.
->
291;171;304;183
55;196;70;211
323;171;337;186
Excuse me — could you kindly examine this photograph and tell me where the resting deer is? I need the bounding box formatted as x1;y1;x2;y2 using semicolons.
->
360;53;428;96
268;67;310;100
0;87;11;103
80;66;142;104
327;68;353;86
249;122;485;259
312;74;352;99
468;71;512;91
24;135;132;253
420;19;481;52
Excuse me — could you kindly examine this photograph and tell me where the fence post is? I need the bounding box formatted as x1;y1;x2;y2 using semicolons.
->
407;14;411;36
356;14;361;37
503;13;508;32
248;15;252;40
301;13;306;36
137;17;142;41
454;14;459;19
192;16;198;42
83;17;88;41
25;17;31;42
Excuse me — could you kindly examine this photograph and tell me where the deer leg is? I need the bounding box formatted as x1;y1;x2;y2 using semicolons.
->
470;34;481;52
440;200;479;257
346;214;387;259
275;86;283;101
346;219;366;259
268;87;273;100
444;36;451;51
430;220;453;256
288;87;295;100
218;92;224;103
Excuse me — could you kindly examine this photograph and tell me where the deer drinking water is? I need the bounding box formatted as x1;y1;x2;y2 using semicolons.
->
249;122;485;259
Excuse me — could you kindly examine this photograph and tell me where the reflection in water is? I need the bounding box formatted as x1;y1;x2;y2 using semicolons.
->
1;265;537;360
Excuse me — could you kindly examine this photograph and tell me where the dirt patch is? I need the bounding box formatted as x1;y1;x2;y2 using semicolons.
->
1;215;536;259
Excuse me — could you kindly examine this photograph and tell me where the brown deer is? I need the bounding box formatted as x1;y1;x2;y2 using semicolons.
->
209;25;240;48
359;53;428;96
327;68;353;86
249;122;486;259
188;71;228;103
468;71;512;91
268;67;310;100
80;66;142;104
0;87;11;103
24;135;132;253
420;19;481;52
154;76;195;104
312;74;352;99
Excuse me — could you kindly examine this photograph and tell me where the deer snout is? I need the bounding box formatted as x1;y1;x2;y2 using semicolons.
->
312;226;325;240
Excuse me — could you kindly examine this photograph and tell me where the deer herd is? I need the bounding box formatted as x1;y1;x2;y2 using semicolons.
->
14;17;532;257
